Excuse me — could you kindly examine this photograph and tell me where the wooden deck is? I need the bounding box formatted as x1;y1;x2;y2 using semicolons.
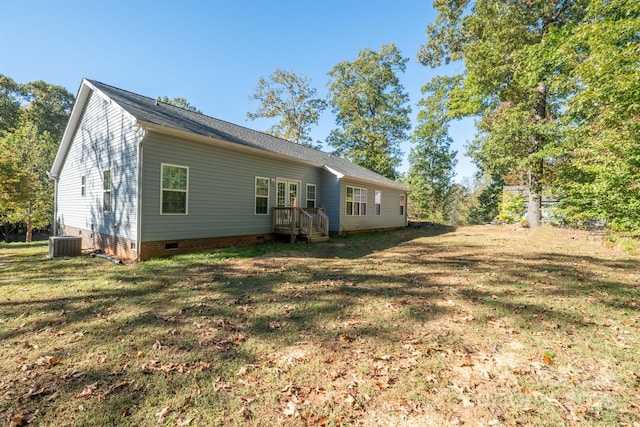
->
272;207;330;243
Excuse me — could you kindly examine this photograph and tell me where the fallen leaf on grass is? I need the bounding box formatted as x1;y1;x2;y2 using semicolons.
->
20;386;47;400
269;321;281;330
35;356;60;367
9;411;37;427
155;405;171;424
543;353;555;366
283;400;298;417
103;381;130;397
152;340;162;350
175;417;194;426
75;383;98;399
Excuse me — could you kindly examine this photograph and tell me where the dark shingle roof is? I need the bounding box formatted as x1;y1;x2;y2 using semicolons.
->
87;79;406;190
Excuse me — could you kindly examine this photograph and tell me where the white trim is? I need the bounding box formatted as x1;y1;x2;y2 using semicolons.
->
254;176;270;215
306;183;316;208
346;185;367;216
323;165;344;179
275;178;301;207
102;170;112;212
160;163;189;215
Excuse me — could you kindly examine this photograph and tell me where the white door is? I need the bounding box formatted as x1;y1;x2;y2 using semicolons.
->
276;180;299;207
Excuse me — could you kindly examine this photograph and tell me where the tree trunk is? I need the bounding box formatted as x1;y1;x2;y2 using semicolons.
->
527;167;542;228
527;81;547;229
26;205;32;243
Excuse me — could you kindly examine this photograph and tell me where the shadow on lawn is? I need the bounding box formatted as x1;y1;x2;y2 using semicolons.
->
2;226;639;424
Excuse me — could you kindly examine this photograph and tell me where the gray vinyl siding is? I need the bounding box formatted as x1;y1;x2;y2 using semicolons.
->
56;90;141;240
339;179;407;233
321;169;341;232
140;133;325;241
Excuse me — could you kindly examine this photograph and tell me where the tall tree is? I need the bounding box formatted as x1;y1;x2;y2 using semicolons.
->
156;96;202;113
0;123;56;242
0;75;23;133
554;0;640;232
20;80;75;140
247;69;327;146
418;0;587;228
408;76;458;222
326;44;411;179
0;77;74;241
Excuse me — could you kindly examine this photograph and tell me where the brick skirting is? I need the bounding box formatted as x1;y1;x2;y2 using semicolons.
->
138;234;274;261
57;225;137;260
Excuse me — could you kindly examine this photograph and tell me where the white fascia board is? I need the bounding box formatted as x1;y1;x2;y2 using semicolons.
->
322;165;345;179
341;175;409;192
322;166;408;192
49;80;92;178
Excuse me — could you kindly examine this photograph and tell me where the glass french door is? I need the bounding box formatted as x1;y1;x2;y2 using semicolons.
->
276;180;299;207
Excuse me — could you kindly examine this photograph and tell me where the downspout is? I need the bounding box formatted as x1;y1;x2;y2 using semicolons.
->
48;172;59;236
134;126;146;262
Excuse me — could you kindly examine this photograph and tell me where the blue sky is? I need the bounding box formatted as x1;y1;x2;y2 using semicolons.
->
0;0;477;181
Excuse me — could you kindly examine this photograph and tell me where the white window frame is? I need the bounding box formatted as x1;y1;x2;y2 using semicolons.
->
306;184;316;209
102;170;111;212
81;175;86;197
161;163;189;215
255;177;270;215
375;190;381;216
346;185;367;216
276;178;301;207
400;194;406;216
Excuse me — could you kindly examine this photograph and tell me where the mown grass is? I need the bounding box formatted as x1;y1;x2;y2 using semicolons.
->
1;225;639;426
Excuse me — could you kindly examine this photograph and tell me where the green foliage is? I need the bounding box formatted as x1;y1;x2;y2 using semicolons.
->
0;123;57;240
19;80;75;140
0;75;22;133
326;44;411;179
156;96;202;113
498;190;526;224
552;0;640;232
247;69;327;147
419;1;588;228
408;76;458;222
467;174;504;224
0;76;74;241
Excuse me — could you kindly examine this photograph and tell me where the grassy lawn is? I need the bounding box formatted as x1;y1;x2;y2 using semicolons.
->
1;226;639;426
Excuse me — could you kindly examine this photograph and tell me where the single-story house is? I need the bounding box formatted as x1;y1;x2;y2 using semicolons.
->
50;79;408;261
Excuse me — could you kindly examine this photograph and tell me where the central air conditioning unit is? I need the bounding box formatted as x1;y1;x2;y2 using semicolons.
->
49;236;82;258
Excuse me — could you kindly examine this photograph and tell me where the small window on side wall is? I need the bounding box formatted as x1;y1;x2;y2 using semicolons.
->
400;194;405;216
81;176;86;197
306;184;316;208
375;190;381;215
255;177;269;215
161;164;188;215
103;170;111;212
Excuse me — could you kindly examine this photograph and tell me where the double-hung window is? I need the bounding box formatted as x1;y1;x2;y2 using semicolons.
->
81;176;86;197
346;186;367;216
400;194;406;216
306;184;316;208
255;177;269;215
102;170;111;212
375;190;381;215
161;164;188;215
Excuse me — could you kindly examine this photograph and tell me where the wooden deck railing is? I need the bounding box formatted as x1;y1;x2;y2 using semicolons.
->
272;207;329;242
